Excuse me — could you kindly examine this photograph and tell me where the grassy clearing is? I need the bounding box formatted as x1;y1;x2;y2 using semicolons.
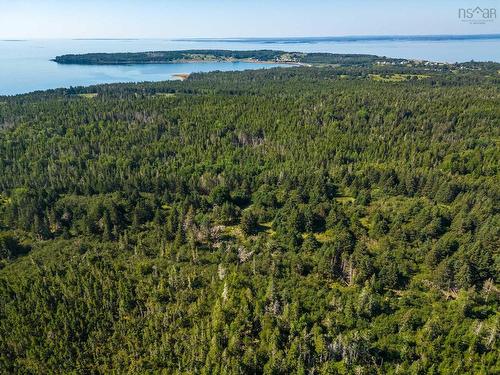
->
223;225;244;240
315;229;335;243
78;93;98;99
154;93;176;98
221;221;275;241
369;73;430;82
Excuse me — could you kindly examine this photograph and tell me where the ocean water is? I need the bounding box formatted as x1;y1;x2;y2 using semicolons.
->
1;36;499;96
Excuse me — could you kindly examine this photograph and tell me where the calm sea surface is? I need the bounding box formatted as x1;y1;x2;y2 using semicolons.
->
1;36;499;95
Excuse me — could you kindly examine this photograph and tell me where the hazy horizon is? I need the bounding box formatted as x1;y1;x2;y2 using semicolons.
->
2;33;499;42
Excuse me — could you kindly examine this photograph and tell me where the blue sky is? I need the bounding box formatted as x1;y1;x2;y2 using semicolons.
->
0;0;498;39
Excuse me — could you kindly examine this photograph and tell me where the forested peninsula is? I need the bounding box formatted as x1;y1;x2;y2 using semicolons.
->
1;54;499;374
53;49;397;66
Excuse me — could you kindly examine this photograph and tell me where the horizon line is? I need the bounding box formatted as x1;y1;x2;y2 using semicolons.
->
2;33;500;42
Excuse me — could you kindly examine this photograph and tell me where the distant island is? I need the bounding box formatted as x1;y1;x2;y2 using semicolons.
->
53;49;392;66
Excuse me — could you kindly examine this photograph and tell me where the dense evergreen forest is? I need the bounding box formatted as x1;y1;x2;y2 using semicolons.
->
0;56;499;374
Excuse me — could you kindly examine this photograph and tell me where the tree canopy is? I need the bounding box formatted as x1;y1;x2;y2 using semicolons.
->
0;58;499;374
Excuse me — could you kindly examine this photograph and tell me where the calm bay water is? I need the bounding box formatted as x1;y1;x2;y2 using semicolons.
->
1;36;499;96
